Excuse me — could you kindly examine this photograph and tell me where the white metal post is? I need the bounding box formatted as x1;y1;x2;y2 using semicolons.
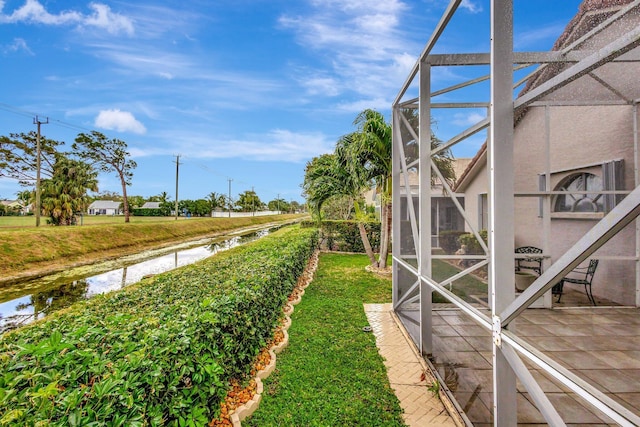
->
419;60;433;355
392;107;401;305
490;0;517;425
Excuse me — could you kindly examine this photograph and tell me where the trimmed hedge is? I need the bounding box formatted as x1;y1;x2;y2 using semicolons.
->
301;220;381;253
131;207;169;216
0;226;318;426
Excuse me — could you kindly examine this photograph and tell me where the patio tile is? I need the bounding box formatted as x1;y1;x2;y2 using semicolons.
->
433;324;461;337
578;369;640;393
614;392;640;412
512;324;553;336
516;370;564;393
524;336;580;352
547;393;610;424
433;335;476;352
518;393;547;424
551;350;616;370
592;351;640;370
538;323;597;337
598;323;640;336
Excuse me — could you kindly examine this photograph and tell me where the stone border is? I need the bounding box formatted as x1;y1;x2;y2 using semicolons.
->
229;250;319;426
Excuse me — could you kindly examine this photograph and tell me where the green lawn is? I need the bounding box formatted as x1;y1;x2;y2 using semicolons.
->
432;259;488;303
0;215;201;228
245;253;405;427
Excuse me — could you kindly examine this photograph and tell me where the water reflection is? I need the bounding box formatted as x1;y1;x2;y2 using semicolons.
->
0;228;273;333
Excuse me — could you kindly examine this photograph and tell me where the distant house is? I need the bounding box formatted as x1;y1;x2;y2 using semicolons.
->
1;200;26;215
140;202;161;209
87;200;122;215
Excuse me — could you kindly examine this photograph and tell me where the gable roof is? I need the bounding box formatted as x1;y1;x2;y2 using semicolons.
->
88;200;122;210
141;201;161;209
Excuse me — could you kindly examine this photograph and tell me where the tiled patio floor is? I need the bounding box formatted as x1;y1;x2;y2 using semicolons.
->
429;305;640;426
364;303;461;426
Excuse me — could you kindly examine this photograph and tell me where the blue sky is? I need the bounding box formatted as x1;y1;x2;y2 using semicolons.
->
0;0;583;203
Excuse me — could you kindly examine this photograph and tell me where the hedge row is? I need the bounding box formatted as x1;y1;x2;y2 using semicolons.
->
0;226;319;426
301;220;381;253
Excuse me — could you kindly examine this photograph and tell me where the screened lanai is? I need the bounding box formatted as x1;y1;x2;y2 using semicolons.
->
392;0;640;425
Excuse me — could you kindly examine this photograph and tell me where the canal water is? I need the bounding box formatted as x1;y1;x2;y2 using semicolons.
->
0;226;279;334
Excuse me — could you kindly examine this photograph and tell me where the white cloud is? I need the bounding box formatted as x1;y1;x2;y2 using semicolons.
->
460;0;482;14
2;37;33;54
95;109;146;134
452;112;486;126
0;1;134;36
83;3;134;36
149;129;335;163
279;0;420;102
336;97;391;114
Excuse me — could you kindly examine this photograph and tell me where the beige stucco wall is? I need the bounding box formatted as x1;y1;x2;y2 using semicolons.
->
513;104;637;305
462;160;488;234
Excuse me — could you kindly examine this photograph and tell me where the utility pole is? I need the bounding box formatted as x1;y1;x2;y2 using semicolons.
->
174;155;180;220
33;116;48;227
228;178;233;218
277;193;280;214
251;186;255;216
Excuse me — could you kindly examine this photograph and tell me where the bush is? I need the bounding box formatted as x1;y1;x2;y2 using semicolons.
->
438;230;467;254
0;226;318;426
302;220;381;252
458;230;488;255
132;207;169;216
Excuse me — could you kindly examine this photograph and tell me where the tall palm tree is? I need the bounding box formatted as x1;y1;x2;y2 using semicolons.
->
41;155;98;225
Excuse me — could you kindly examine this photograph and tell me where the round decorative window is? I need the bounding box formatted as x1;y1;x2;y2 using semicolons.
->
553;173;603;212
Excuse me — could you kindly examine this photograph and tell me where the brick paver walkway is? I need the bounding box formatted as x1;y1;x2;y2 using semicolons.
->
364;304;461;426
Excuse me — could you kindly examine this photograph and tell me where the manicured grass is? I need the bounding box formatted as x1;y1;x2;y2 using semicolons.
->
0;215;305;278
432;259;487;303
245;253;405;427
0;215;195;228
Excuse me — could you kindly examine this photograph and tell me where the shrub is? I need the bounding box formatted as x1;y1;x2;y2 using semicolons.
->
458;230;488;255
302;220;381;252
438;230;467;254
0;226;318;426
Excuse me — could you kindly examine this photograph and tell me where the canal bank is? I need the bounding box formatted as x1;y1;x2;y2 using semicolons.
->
0;222;297;333
0;215;305;285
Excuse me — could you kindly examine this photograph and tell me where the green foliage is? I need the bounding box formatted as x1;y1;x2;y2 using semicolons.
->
236;191;263;212
245;253;404;426
131;207;165;216
302;220;381;253
0;226;318;426
438;230;467;254
41;154;98;226
458;230;488;255
0;132;63;185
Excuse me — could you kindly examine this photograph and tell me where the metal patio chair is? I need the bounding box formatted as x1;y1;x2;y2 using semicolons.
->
556;259;599;306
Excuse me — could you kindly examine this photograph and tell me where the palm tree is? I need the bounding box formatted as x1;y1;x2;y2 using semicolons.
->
16;189;33;212
41;155;98;225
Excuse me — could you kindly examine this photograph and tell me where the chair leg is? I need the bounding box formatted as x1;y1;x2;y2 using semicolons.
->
586;284;596;306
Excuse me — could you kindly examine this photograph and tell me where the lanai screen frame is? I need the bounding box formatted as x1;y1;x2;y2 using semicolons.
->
391;0;640;425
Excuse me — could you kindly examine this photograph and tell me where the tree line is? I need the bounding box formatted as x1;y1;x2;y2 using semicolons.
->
0;131;302;225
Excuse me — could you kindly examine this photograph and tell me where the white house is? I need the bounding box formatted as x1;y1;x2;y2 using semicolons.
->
87;200;122;216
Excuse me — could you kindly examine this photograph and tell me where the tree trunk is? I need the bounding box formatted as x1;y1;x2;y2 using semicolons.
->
120;173;130;223
378;201;392;268
358;221;378;267
377;201;387;266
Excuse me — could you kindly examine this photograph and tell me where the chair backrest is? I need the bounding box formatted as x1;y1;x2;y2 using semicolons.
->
515;246;542;255
586;259;599;280
515;246;543;275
